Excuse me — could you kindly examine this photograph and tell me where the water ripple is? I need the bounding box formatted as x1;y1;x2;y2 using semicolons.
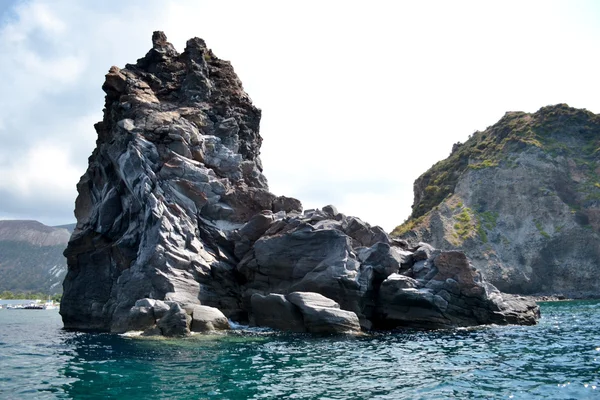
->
1;301;600;399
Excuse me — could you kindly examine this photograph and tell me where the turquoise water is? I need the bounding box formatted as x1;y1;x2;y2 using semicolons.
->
1;301;599;399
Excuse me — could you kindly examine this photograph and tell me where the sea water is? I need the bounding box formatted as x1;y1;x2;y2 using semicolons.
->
1;301;599;399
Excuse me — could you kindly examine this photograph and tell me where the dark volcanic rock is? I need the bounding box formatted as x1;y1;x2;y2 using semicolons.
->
61;32;539;335
287;292;361;334
375;251;539;329
238;208;539;331
157;303;191;337
251;291;361;334
251;293;306;332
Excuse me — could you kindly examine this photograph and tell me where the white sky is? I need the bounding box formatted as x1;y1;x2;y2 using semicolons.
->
0;0;599;230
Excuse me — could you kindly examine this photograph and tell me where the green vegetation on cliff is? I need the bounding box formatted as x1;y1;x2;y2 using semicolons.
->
394;104;600;235
475;210;498;244
391;215;427;237
453;208;473;239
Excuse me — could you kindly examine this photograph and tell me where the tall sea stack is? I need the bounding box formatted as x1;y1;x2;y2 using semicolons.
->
61;32;538;335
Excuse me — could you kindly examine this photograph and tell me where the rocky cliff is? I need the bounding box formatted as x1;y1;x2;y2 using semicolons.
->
0;220;70;294
393;104;600;297
60;32;538;335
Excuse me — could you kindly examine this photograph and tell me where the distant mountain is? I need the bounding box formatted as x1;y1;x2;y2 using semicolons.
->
0;220;72;294
53;223;77;233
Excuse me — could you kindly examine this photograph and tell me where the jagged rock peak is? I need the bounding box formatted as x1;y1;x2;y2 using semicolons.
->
97;31;266;187
152;31;169;47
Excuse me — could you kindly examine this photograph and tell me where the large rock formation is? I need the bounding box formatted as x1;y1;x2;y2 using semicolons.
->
60;32;539;335
393;104;600;298
0;220;70;294
238;211;539;331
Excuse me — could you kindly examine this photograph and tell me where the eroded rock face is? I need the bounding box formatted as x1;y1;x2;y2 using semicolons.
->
61;32;539;335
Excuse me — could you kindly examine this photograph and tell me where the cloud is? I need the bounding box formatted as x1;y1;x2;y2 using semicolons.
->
1;144;77;195
0;0;164;224
1;0;600;231
0;143;81;224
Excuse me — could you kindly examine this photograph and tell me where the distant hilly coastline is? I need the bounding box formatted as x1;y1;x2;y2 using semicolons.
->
53;223;77;233
0;220;73;295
